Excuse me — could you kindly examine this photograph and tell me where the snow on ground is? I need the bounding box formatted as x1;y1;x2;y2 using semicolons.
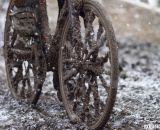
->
0;1;7;80
109;37;160;130
0;1;160;130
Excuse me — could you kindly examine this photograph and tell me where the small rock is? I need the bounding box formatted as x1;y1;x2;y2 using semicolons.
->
119;85;126;90
120;72;127;79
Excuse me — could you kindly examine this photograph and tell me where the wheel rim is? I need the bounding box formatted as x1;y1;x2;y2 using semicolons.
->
59;6;118;128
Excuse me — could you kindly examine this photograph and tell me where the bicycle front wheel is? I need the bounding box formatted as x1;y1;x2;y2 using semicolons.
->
58;0;119;129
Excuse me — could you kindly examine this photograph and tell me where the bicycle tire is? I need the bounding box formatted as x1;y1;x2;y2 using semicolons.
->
58;0;119;129
4;0;47;105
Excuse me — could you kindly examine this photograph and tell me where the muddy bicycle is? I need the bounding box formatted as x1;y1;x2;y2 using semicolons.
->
4;0;119;129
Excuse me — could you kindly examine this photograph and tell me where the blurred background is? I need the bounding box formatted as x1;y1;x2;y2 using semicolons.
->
42;0;160;44
1;0;160;45
106;0;160;44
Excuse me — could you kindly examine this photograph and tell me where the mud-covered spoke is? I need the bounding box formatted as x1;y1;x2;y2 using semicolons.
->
99;75;110;94
25;65;33;93
11;30;17;47
64;68;78;81
97;20;104;40
92;77;100;116
64;75;82;114
12;66;23;89
21;63;33;98
10;61;34;99
72;74;86;111
84;10;95;47
97;33;107;47
70;13;84;60
79;75;99;125
67;73;99;123
83;81;92;121
66;79;76;101
63;41;74;58
83;43;99;61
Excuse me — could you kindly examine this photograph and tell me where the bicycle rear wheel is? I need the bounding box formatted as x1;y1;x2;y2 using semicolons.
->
4;0;46;105
58;0;119;129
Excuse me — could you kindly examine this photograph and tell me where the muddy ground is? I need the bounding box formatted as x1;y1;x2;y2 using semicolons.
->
0;0;160;130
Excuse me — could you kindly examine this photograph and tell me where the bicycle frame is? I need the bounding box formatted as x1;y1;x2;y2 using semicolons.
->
44;0;82;71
